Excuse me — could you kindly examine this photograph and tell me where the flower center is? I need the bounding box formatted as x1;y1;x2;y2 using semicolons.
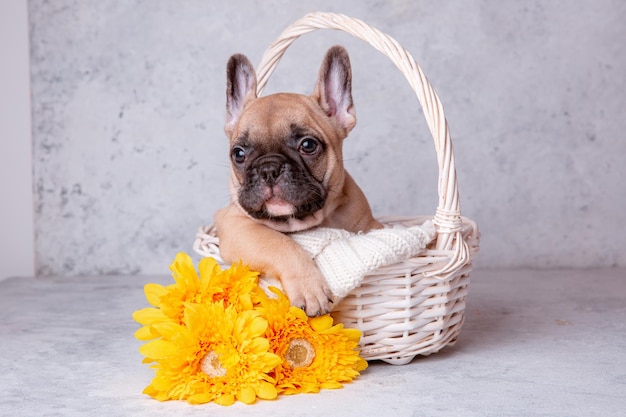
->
200;350;227;377
285;338;315;368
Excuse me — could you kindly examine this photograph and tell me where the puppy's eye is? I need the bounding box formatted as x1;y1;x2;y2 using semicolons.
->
298;137;320;155
232;146;246;164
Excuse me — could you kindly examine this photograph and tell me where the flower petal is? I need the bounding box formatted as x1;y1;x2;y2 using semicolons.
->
264;352;283;370
187;393;214;404
134;325;158;341
342;328;363;342
144;283;167;306
150;321;186;339
309;315;333;332
256;381;278;400
133;307;167;325
246;337;270;354
170;252;199;289
214;393;235;406
139;339;177;359
236;386;257;404
198;257;221;285
151;375;172;391
316;323;341;336
289;306;308;320
238;293;253;311
356;358;369;371
247;316;268;338
320;381;344;389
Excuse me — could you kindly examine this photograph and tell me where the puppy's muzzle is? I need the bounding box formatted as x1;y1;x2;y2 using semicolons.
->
256;155;285;186
239;153;327;221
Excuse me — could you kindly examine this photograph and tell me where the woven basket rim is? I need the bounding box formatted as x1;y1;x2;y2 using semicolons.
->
193;215;479;283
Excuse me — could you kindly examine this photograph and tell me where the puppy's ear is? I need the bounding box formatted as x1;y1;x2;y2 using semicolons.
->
225;54;257;136
312;46;356;134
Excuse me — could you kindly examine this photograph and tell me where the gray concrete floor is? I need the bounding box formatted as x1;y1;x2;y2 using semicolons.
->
0;268;624;417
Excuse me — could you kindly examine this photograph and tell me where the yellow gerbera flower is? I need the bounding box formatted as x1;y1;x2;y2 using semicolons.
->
133;252;368;404
133;253;259;341
258;288;368;394
139;302;281;405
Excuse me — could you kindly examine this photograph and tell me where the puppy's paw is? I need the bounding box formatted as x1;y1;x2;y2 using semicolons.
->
281;270;334;317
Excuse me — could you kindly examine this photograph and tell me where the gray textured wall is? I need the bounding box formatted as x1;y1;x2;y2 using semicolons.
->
29;0;626;275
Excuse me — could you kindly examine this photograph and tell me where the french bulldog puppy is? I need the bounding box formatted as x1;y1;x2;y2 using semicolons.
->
215;45;381;316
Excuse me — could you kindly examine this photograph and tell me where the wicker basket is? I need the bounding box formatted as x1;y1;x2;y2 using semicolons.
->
194;12;479;365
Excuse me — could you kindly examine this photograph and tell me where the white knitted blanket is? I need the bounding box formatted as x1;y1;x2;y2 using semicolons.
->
256;221;436;301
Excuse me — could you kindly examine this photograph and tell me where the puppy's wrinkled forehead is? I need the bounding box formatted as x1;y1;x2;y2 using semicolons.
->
231;93;338;146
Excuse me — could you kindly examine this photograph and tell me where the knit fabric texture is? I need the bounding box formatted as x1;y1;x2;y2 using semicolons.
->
288;220;436;299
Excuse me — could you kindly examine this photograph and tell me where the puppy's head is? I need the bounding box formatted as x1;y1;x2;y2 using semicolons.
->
224;46;357;232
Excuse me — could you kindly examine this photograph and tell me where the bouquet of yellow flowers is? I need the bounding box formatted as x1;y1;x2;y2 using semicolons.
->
133;252;367;406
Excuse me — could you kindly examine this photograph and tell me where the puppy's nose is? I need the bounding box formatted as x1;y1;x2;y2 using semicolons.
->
259;161;283;185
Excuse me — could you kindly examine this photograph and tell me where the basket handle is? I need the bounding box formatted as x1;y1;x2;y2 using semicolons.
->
255;12;462;254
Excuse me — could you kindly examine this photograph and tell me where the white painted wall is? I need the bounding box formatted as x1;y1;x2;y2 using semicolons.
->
25;1;626;275
0;1;34;280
